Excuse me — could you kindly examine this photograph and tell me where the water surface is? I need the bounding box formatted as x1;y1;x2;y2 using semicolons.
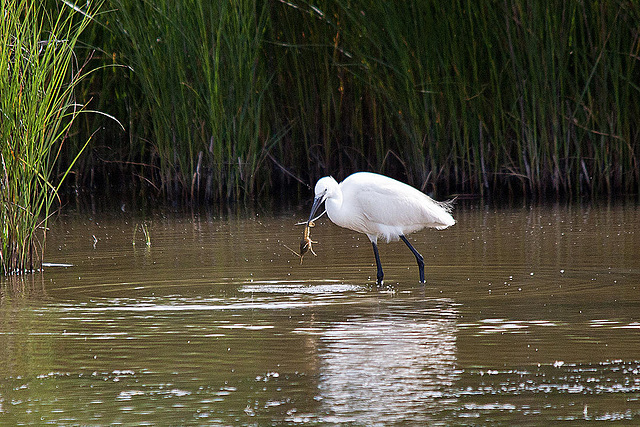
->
1;203;640;424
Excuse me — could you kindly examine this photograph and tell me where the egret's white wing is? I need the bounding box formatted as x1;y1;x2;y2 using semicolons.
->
345;176;454;235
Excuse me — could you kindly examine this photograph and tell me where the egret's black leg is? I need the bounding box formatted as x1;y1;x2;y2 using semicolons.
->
400;235;425;283
371;241;384;285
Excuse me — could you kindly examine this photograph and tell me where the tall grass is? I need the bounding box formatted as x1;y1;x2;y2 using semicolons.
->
109;0;272;200
0;0;99;274
68;0;639;200
266;0;640;197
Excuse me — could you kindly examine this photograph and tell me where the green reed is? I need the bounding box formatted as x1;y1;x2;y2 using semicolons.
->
71;0;639;200
109;0;271;200
258;0;635;197
0;0;99;274
328;1;639;196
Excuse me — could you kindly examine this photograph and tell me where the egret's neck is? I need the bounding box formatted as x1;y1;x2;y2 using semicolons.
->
325;191;344;224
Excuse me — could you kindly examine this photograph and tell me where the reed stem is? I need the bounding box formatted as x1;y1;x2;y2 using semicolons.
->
0;0;100;274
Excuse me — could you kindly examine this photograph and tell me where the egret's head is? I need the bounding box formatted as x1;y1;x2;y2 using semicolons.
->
308;176;338;222
314;176;339;201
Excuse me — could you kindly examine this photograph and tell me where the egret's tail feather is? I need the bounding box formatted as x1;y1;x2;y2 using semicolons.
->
432;196;456;229
437;196;457;213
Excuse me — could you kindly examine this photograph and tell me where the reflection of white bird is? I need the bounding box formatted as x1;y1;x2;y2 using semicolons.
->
319;308;458;423
307;172;455;284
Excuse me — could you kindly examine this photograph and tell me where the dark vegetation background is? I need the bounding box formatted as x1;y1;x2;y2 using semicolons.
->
61;0;640;202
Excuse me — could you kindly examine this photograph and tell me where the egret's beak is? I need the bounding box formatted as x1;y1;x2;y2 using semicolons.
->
308;195;324;223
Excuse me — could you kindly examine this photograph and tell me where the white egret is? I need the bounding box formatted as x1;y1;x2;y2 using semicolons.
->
307;172;455;284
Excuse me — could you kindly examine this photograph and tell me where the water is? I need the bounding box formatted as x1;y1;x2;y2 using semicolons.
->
1;203;640;424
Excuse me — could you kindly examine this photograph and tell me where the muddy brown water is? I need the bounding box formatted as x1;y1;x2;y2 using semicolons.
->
1;203;639;424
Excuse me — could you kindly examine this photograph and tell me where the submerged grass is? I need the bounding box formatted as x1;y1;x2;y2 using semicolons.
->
0;0;100;274
132;223;150;247
16;0;640;204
